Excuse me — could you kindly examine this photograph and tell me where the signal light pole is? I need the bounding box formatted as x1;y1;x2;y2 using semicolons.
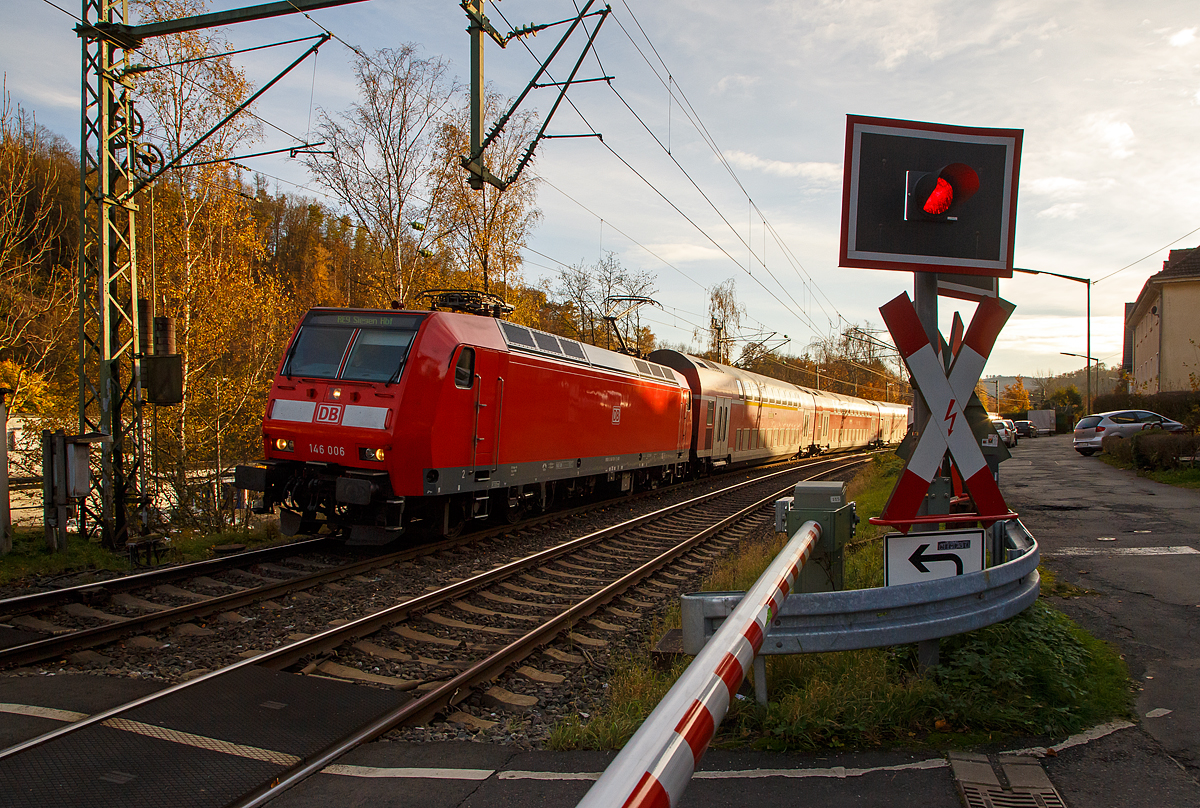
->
1013;268;1092;415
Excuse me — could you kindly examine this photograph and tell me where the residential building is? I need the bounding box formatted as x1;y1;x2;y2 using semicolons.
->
1124;247;1200;393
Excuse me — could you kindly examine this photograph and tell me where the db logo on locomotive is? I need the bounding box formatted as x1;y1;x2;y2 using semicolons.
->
315;404;343;425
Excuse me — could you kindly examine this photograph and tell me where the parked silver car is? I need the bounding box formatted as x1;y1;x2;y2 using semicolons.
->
1073;410;1185;456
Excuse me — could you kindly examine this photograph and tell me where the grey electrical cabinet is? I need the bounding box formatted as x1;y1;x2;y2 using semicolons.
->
774;480;858;592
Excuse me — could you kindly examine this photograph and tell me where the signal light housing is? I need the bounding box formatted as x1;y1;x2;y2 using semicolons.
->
905;163;980;222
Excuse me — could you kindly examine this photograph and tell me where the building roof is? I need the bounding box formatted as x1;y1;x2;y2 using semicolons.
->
1157;248;1200;280
1126;245;1200;327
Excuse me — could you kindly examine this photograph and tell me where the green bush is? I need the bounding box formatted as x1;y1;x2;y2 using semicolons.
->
1129;430;1199;470
1101;434;1133;464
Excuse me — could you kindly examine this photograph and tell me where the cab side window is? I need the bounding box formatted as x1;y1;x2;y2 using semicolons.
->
454;347;475;389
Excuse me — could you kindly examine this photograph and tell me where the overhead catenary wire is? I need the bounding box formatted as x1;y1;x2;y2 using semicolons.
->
611;2;844;329
580;7;829;337
120;1;838;345
536;177;706;291
498;1;839;340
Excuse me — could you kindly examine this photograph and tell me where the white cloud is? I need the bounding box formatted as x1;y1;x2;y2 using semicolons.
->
642;243;727;264
714;74;760;94
1026;177;1088;197
1169;27;1196;46
1083;114;1135;159
722;150;842;185
1037;203;1086;220
994;315;1124;361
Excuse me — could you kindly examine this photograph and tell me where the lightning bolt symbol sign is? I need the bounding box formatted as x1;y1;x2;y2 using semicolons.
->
944;398;957;436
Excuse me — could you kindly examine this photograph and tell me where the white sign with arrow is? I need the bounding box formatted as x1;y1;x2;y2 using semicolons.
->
884;528;985;586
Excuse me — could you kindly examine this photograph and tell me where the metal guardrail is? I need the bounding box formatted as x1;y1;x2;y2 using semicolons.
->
682;519;1040;702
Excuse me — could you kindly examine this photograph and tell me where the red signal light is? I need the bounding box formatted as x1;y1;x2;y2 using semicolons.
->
923;178;954;215
905;163;980;222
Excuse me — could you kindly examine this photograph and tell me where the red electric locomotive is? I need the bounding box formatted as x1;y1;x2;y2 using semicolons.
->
235;307;691;544
235;304;910;544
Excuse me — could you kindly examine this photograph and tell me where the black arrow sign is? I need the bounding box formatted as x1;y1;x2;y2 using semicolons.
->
908;544;964;575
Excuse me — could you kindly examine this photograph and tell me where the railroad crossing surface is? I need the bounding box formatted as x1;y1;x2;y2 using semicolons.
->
2;436;1199;807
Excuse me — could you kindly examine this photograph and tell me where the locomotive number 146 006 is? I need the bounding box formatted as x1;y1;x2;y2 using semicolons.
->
308;443;346;457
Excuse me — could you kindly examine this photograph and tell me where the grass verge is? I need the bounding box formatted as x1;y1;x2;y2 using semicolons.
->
0;521;286;585
547;453;1132;752
1098;452;1200;489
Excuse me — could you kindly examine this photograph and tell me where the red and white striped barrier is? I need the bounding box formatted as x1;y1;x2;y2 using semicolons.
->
576;520;821;808
878;292;1012;526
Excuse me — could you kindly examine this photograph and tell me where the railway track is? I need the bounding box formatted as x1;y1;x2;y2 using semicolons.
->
0;453;870;808
0;452;858;671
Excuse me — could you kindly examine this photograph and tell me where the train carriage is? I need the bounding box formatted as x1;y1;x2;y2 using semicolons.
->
648;350;908;468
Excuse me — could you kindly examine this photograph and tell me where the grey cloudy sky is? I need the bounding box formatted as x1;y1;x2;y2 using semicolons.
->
5;0;1199;377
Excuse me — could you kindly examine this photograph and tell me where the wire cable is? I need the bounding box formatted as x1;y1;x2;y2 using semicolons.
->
613;2;844;327
497;3;828;337
1094;223;1200;284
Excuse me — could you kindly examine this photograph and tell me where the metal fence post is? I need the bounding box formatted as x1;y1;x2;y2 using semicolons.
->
0;388;11;554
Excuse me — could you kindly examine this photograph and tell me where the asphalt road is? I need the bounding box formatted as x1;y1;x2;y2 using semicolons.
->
1002;432;1200;804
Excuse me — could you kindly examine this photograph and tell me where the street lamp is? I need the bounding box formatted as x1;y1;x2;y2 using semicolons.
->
1014;268;1092;415
1060;352;1099;414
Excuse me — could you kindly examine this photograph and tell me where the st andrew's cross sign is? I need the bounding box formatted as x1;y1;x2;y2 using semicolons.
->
877;291;1015;528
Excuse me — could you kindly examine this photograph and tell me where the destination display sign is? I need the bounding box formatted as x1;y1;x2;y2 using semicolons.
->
304;312;424;329
884;528;985;586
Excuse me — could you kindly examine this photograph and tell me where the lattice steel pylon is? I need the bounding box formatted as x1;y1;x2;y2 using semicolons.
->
77;0;148;547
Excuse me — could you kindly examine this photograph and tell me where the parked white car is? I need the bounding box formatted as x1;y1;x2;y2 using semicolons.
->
990;419;1016;448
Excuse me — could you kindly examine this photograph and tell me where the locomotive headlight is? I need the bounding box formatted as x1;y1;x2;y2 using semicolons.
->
331;388;342;399
274;437;294;452
359;447;385;462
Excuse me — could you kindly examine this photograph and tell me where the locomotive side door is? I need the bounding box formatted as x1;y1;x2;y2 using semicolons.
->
712;396;731;458
472;348;505;475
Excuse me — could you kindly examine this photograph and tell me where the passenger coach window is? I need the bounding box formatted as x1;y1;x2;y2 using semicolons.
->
454;347;476;388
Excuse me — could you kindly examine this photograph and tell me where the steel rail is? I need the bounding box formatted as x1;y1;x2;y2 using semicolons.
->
1;450;832;616
231;459;869;808
0;455;851;668
253;455;869;671
0;546;413;668
0;455;865;766
0;537;332;614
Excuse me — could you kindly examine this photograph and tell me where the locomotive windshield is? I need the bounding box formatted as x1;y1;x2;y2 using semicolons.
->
285;312;423;382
